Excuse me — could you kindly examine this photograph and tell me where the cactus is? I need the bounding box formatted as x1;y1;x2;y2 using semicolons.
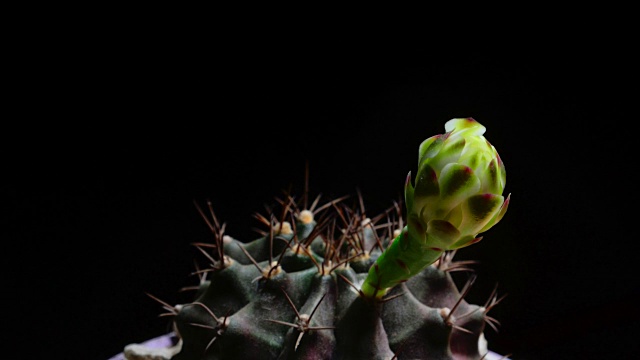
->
123;117;510;360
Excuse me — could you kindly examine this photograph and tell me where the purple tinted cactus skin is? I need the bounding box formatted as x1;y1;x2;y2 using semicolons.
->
133;118;509;360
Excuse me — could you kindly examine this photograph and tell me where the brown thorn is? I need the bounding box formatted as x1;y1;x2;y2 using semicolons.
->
269;213;275;264
331;201;350;229
454;307;482;321
206;200;221;232
486;315;502;327
485;319;500;333
194;260;207;283
452;324;474;334
325;218;337;261
188;301;221;323
487;291;508;313
252;212;271;226
264;319;299;328
189;322;215;330
329;252;361;273
484;283;500;309
381;291;406;303
217;223;227;260
274;195;288;207
308;292;328;322
289;211;301;247
300;210;327;247
307;326;336;330
252;228;269;237
294;240;321;273
365;221;385;253
368;203;395;224
355;187;366;217
179;285;201;292
444;266;477;273
308;193;322;213
266;235;296;279
446;274;477;323
390;335;410;360
279;287;301;320
190;268;216;276
279;192;293;226
304;160;310;210
481;352;512;360
145;292;178;315
287;194;301;217
236;242;263;273
333;219;355;260
336;272;364;297
313;194;351;215
194;200;216;233
191;242;216;248
205;335;217;352
193;243;217;266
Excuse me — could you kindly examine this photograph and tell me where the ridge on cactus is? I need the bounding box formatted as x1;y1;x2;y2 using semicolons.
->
121;117;511;360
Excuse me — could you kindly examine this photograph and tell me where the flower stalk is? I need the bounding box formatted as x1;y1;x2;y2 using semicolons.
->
361;118;510;298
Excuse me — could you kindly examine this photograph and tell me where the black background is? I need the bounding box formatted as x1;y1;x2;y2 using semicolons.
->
5;51;636;359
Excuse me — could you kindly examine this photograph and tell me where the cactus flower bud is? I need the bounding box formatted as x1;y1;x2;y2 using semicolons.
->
361;118;510;298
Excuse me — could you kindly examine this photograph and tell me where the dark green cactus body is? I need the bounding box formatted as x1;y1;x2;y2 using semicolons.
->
160;201;500;360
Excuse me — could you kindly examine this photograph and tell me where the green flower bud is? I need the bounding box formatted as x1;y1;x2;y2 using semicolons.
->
361;118;510;298
407;117;509;251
